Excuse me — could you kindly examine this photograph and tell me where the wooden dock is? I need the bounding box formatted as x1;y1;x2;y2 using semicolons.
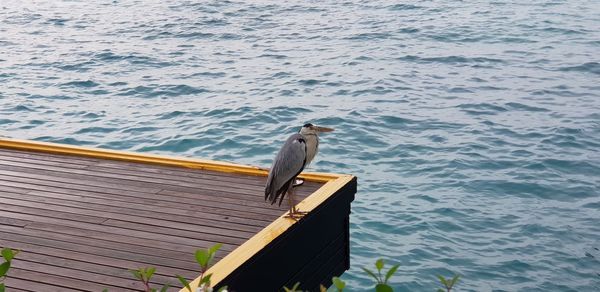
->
0;138;356;292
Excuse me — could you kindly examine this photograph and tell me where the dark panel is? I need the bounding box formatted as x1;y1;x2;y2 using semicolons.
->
285;231;345;290
214;177;356;291
304;240;346;291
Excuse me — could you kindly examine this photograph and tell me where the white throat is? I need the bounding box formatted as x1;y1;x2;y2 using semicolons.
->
301;132;319;167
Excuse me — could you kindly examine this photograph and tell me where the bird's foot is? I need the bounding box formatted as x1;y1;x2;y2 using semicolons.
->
284;213;302;221
284;209;308;220
293;178;304;187
292;206;308;215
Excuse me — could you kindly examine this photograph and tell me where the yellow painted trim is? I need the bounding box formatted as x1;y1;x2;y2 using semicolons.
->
0;137;355;289
185;175;355;290
0;138;342;182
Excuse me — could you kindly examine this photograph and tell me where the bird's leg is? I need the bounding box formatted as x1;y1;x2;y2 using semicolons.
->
284;183;307;220
285;193;300;220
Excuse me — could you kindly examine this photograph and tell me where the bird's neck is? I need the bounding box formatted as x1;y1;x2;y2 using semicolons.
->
301;133;319;166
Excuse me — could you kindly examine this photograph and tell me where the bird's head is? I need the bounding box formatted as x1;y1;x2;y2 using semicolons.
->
299;123;335;136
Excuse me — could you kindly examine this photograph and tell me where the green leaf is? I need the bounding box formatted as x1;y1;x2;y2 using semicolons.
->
0;262;11;277
206;243;222;267
176;275;191;292
102;289;108;292
450;275;460;286
1;248;17;262
375;259;385;271
195;249;209;268
200;273;212;285
144;267;156;281
332;276;346;291
437;275;448;287
208;243;222;256
384;264;400;284
362;267;379;282
129;269;142;281
217;286;228;292
437;289;445;292
159;283;170;292
375;283;393;292
0;283;5;292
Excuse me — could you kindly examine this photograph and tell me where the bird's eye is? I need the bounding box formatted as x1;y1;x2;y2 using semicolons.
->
303;123;313;128
298;138;305;143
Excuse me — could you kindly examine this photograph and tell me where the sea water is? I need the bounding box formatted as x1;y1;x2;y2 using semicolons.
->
1;1;599;291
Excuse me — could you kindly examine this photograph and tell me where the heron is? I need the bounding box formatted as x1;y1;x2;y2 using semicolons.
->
264;123;334;219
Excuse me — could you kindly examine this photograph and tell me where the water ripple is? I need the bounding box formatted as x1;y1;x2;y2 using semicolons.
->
1;0;599;291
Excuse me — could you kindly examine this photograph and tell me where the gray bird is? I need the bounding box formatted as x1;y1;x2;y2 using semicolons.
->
264;123;334;219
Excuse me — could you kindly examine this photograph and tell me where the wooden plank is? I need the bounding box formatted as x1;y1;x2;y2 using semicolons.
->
0;179;290;222
4;276;79;292
0;164;316;206
0;182;288;221
11;260;145;291
25;222;236;253
0;203;108;224
0;169;316;206
0;161;267;193
0;148;252;181
0;147;103;163
0;231;200;272
0;224;193;265
0;211;237;247
0;169;164;194
0;178;309;215
0;216;31;227
8;268;129;292
0;152;263;186
0;162;319;201
0;138;341;182
102;219;250;244
0;149;324;189
0;153;92;169
12;252;178;288
0;178;162;202
0;238;198;278
27;188;279;222
0;190;272;229
0;194;265;233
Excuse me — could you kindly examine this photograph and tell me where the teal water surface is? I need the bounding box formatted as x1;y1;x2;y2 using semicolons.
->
1;1;600;291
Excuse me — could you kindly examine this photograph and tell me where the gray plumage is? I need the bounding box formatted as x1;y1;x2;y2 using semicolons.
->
264;124;334;218
264;133;307;206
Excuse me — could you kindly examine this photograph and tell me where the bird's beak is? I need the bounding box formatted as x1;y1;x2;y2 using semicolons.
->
315;126;335;133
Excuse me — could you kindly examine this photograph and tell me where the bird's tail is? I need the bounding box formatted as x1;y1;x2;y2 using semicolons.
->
265;183;286;206
265;181;277;205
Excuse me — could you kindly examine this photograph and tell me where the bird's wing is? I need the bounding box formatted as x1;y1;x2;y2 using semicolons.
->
265;133;307;205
